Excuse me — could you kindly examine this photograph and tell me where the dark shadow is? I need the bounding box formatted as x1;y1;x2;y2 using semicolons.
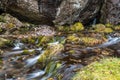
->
37;0;63;19
0;9;4;14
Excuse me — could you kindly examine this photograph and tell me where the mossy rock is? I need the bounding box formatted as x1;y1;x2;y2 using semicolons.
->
72;57;120;80
93;24;113;33
0;38;10;47
0;15;5;22
37;36;53;46
70;22;84;32
38;43;64;63
114;25;120;31
67;35;80;43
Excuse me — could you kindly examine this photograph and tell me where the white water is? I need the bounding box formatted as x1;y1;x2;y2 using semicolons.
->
4;48;42;56
24;50;44;68
24;41;59;68
26;70;45;80
12;40;25;50
98;37;120;48
25;54;41;67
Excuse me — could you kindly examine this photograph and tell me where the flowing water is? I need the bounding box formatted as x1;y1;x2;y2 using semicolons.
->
1;33;120;80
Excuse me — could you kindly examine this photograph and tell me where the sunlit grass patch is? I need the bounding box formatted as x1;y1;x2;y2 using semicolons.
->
72;57;120;80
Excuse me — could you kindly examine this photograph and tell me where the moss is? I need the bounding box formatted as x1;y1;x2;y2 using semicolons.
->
38;44;64;63
7;23;15;28
22;50;35;55
67;35;106;46
27;37;36;44
0;27;3;33
0;15;5;22
114;25;120;30
104;28;113;33
67;35;80;43
57;25;70;32
0;38;10;47
37;36;53;47
68;50;75;54
94;24;106;32
94;24;113;33
105;23;113;28
0;49;3;55
72;57;120;80
70;22;84;32
80;37;107;46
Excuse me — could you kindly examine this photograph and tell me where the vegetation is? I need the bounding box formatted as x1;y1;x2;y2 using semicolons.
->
72;57;120;80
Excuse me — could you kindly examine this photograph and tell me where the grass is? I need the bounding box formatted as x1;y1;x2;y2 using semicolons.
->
72;57;120;80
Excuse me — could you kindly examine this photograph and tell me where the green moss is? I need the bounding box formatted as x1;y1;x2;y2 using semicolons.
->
70;22;84;32
38;44;64;63
37;36;53;47
93;24;113;33
7;23;15;28
0;38;10;47
72;57;120;80
114;25;120;30
0;16;5;22
57;22;84;32
105;23;113;28
104;28;113;33
22;50;35;55
67;35;80;43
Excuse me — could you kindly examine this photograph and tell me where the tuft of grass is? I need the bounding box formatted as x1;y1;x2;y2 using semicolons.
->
72;57;120;80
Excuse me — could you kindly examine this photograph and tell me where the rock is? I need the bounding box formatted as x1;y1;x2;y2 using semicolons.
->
0;13;24;34
0;0;102;25
0;38;10;47
0;0;54;25
100;0;120;25
54;0;102;25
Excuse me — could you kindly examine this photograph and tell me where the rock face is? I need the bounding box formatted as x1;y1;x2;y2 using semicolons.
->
54;0;102;25
0;0;102;25
0;0;51;25
101;0;120;25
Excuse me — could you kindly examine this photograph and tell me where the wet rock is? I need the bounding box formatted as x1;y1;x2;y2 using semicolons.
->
38;43;64;63
101;0;120;25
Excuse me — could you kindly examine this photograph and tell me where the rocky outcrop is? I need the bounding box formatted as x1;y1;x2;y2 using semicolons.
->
101;0;120;25
0;0;53;25
54;0;102;25
0;0;102;25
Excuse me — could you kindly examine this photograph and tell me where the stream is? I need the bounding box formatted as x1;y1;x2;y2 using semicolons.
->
0;33;120;80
